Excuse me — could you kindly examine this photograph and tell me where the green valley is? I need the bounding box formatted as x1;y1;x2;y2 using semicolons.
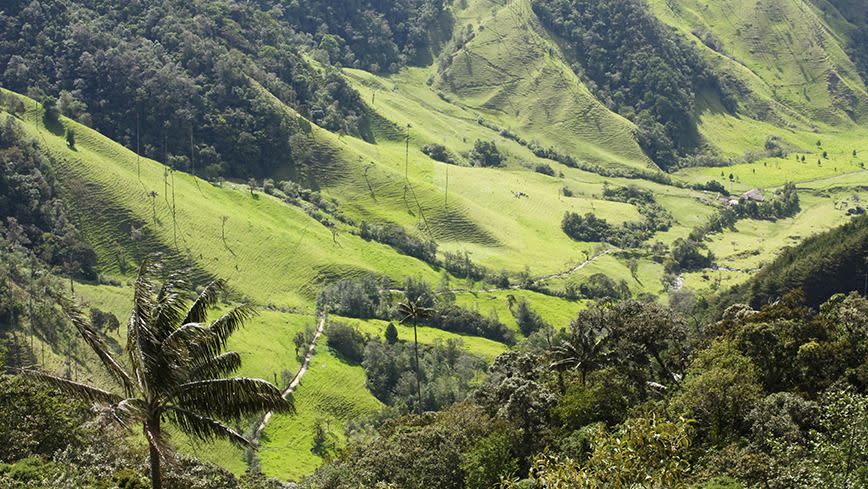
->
1;0;866;487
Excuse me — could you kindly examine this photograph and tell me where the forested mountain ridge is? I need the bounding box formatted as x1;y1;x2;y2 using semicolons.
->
1;0;867;487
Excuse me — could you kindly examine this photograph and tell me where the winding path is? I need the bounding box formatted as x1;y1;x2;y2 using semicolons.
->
253;312;326;443
529;248;613;286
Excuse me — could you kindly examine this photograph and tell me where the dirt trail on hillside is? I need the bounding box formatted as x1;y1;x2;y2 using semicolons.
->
253;312;326;443
529;248;613;285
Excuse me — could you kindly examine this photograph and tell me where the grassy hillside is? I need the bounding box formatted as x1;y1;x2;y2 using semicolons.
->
649;0;868;126
434;0;653;171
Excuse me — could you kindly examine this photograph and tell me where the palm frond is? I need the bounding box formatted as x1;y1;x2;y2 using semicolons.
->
189;352;242;380
172;377;293;419
103;398;148;431
153;275;191;342
195;305;257;360
62;300;136;396
164;406;252;448
21;369;122;405
398;301;434;324
129;261;162;390
183;279;227;325
161;322;210;360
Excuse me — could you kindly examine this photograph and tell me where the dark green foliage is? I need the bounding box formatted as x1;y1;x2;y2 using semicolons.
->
403;276;436;308
64;128;75;149
567;273;631;300
325;322;367;363
384;322;399;344
304;404;491;489
421;143;455;164
273;0;448;73
316;276;514;344
0;1;369;178
317;276;387;319
0;376;91;462
468;140;505;167
360;221;437;263
561;212;614;242
0;118;97;279
442;250;488;281
562;187;673;248
533;0;734;169
666;238;714;274
362;337;485;412
513;299;549;337
428;304;515;345
534;163;556;176
89;308;120;334
693;180;730;196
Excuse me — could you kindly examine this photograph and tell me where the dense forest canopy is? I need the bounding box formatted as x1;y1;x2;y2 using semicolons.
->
0;0;369;178
267;0;448;72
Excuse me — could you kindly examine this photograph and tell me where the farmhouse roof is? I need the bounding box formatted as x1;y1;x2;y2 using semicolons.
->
740;188;764;202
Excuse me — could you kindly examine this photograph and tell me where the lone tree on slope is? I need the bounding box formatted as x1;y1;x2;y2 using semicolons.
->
397;298;434;414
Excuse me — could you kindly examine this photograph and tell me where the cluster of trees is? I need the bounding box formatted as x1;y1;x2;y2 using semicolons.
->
325;321;486;414
317;276;515;344
259;179;352;229
512;299;550;337
302;290;868;488
561;186;672;248
0;115;96;280
0;0;370;179
467;140;505;167
665;237;714;274
359;221;437;263
564;272;632;301
421;143;456;164
532;0;735;169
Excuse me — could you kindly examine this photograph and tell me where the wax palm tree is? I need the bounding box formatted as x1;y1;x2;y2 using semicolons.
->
550;316;610;390
22;261;292;489
397;299;434;414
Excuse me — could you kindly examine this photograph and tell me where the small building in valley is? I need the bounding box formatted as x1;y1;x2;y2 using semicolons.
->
740;188;764;202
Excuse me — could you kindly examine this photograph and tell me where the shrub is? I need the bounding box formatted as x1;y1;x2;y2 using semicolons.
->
421;143;455;164
534;163;555;176
325;321;366;363
468;140;505;167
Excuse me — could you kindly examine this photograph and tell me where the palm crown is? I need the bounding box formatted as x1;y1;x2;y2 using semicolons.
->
22;261;292;488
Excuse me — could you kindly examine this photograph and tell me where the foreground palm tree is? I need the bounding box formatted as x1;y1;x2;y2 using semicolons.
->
22;261;292;489
397;299;433;414
550;317;609;390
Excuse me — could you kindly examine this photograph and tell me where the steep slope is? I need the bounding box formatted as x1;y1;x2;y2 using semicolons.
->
713;213;868;310
649;0;868;126
433;0;653;171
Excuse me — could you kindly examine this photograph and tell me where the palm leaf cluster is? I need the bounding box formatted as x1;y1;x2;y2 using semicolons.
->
22;261;292;487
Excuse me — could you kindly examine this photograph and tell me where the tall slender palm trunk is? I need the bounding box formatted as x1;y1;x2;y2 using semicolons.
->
413;321;422;414
146;416;162;489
